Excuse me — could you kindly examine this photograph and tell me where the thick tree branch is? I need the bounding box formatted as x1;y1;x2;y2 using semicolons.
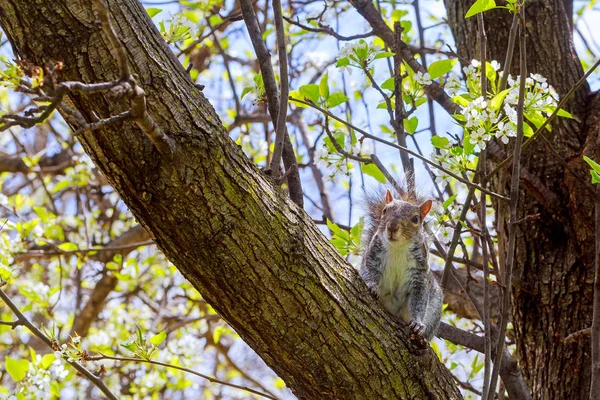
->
0;1;461;397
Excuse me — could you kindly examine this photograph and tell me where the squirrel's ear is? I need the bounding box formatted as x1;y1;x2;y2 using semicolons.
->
420;200;433;218
385;189;394;204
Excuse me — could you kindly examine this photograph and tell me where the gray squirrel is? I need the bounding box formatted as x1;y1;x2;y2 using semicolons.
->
359;188;443;340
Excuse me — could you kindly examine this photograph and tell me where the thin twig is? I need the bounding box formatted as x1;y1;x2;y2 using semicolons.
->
488;8;527;395
393;22;414;194
564;327;592;344
499;13;519;92
269;0;289;176
477;11;492;400
239;0;304;206
87;354;279;400
283;16;375;41
591;140;600;398
15;240;155;259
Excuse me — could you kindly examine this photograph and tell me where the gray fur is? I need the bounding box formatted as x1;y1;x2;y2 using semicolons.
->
359;191;443;340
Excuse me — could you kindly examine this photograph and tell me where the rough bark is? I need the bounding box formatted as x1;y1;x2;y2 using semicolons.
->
444;0;598;398
0;0;462;398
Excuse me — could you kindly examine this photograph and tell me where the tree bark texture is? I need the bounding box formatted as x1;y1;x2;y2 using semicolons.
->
445;0;599;398
0;1;462;398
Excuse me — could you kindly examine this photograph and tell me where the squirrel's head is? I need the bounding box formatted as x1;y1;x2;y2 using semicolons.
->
378;189;432;245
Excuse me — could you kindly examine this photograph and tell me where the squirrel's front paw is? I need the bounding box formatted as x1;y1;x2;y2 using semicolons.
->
409;321;426;336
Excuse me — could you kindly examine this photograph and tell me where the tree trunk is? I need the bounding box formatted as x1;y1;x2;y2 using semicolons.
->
445;1;597;398
0;0;462;398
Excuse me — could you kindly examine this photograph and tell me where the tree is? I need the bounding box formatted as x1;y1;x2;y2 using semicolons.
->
0;0;597;399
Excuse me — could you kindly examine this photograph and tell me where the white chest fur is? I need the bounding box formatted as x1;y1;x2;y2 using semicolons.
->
378;241;415;319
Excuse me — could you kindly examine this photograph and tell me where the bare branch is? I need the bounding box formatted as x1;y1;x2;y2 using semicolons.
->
239;0;304;206
488;7;527;395
269;0;289;176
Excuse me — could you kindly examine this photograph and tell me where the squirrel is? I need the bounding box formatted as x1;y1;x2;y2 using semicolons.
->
359;188;443;341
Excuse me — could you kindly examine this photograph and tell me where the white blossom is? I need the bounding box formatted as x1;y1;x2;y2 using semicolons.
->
470;127;491;151
415;71;432;86
445;73;461;96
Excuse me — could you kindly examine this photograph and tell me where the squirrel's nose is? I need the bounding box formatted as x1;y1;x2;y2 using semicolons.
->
388;222;400;233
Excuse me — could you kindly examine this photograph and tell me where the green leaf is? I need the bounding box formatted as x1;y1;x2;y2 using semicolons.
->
330;238;347;254
50;381;61;397
391;9;409;22
208;14;222;26
5;357;29;382
584;156;600;176
463;132;475;155
150;331;167;346
443;195;457;209
374;51;395;60
489;89;509;110
592;170;600;184
289;90;309;108
400;20;412;37
485;61;497;83
404;117;418;134
362;163;387;183
336;57;350;68
146;8;162;18
327;92;349;108
240;86;253;99
299;84;320;104
319;73;330;99
326;219;344;237
452;94;471;107
351;217;364;240
465;0;497;18
381;77;395;91
52;180;72;194
135;325;144;345
526;112;547;130
354;40;368;60
431;136;450;149
213;325;226;344
428;59;457;80
58;242;78;252
33;206;56;223
414;97;427;108
40;354;55;369
546;107;574;119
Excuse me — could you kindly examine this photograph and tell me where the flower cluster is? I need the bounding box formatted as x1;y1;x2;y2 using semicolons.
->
415;72;433;86
461;60;560;151
314;137;371;182
445;73;461;96
161;14;197;44
336;40;382;75
54;335;85;363
429;201;462;244
314;146;351;181
430;59;568;197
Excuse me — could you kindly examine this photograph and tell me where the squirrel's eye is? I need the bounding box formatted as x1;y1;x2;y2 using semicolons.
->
411;215;419;224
